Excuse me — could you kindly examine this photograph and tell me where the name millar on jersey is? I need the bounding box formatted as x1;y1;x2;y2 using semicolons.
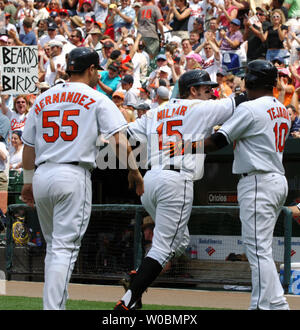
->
157;105;188;121
267;106;290;121
34;92;96;114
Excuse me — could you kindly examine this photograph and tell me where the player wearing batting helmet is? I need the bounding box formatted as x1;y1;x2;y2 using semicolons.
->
204;59;291;309
21;47;143;310
114;70;248;310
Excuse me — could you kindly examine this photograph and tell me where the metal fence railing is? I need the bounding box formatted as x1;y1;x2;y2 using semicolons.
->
4;204;293;292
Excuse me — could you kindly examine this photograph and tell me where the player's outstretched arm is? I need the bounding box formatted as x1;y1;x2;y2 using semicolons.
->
110;131;144;196
21;145;36;208
288;204;300;217
204;132;229;153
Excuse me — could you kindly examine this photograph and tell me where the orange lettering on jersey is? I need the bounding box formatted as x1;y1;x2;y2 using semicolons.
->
180;106;187;116
45;96;51;106
267;109;273;120
171;108;176;117
78;94;88;106
84;98;96;110
34;103;41;115
52;93;60;103
72;92;81;104
267;106;289;121
157;110;163;121
39;98;45;110
60;92;66;103
271;108;276;119
66;92;74;102
175;106;180;115
165;108;171;119
283;107;289;120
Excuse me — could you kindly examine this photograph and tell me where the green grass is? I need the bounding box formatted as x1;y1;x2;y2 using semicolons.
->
0;296;218;310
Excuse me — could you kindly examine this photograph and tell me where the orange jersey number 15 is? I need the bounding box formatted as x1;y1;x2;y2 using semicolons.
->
156;120;183;150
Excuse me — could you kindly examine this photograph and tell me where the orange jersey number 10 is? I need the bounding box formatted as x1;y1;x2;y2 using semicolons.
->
273;122;289;152
156;120;183;150
43;109;80;143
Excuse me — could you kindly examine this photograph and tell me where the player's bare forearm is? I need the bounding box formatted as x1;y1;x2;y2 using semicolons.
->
204;136;220;153
23;145;36;170
288;205;300;217
110;131;144;196
204;132;229;153
21;145;36;207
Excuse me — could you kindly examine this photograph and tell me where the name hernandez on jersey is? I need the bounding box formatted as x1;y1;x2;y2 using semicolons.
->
33;91;96;115
22;82;128;168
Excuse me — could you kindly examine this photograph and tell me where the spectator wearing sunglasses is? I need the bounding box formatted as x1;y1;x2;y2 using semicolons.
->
243;7;271;62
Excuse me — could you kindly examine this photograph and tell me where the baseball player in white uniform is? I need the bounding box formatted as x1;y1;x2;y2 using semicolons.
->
21;48;144;310
114;70;248;310
204;60;291;310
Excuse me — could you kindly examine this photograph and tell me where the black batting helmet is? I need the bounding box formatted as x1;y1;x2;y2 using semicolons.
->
245;59;278;90
66;47;101;74
178;70;218;98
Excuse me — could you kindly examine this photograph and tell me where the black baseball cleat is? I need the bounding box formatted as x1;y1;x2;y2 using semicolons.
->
114;300;129;310
120;270;143;310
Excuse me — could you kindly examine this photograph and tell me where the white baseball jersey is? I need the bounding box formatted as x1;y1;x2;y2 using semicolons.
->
218;96;291;175
22;82;128;168
5;108;27;133
128;97;235;180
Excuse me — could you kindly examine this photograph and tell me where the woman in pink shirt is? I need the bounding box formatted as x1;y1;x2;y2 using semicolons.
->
217;0;238;28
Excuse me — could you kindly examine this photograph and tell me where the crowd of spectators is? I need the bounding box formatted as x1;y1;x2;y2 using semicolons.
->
0;0;300;173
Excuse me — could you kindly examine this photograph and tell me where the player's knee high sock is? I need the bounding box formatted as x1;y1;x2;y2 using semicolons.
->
126;257;162;308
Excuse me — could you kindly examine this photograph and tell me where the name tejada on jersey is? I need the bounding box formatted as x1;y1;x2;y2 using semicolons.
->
267;106;290;121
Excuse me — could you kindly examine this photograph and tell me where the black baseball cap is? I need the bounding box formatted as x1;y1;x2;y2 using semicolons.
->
121;74;134;84
108;61;120;72
137;103;150;110
103;41;114;48
48;22;58;30
271;57;284;64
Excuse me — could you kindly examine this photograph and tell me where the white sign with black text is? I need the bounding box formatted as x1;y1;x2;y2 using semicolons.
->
0;46;38;95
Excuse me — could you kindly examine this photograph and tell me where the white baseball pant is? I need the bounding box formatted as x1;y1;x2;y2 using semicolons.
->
238;172;289;310
33;163;92;310
141;169;193;267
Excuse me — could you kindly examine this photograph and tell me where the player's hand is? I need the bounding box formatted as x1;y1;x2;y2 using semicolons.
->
128;170;144;196
21;184;35;208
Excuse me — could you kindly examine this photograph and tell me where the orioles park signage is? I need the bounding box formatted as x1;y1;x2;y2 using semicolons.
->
0;46;39;95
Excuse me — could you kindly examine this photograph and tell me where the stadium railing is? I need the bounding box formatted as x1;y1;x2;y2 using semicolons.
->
4;203;293;292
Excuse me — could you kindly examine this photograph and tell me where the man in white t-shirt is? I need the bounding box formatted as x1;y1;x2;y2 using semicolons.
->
188;0;206;32
44;40;66;86
39;21;58;48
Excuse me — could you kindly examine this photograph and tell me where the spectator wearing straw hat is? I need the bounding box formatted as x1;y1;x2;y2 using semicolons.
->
84;25;103;54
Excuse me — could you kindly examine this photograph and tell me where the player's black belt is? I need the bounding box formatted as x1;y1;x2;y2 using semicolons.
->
148;165;180;173
240;171;271;178
39;161;79;166
38;161;93;172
